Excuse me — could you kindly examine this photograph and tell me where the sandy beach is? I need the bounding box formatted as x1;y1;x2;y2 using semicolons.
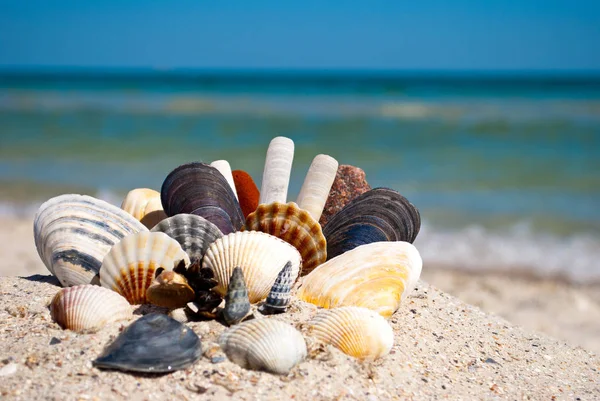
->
1;215;599;399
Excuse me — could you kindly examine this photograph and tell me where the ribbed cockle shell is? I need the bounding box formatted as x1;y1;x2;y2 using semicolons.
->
307;307;394;360
121;188;167;229
297;241;422;317
219;319;306;374
50;285;133;333
99;232;190;304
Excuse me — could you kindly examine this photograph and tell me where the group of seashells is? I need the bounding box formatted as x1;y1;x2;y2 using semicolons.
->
34;136;423;375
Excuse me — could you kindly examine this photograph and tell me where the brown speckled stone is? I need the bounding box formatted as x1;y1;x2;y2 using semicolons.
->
319;165;371;227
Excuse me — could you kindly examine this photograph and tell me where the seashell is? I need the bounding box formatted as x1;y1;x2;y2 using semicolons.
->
168;307;192;323
244;202;326;275
160;162;244;234
49;285;132;333
232;169;260;218
151;214;222;264
210;160;238;200
99;231;190;304
259;136;294;205
34;194;147;287
219;319;306;374
297;241;422;317
307;307;394;360
223;267;251;326
259;261;293;315
93;314;202;373
146;270;195;309
296;154;338;222
121;188;167;229
323;188;421;260
202;231;301;303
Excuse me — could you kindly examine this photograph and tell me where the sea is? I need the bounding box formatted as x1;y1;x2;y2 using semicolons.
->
1;70;599;282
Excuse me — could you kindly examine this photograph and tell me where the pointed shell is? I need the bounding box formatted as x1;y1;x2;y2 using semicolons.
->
219;319;306;374
223;267;251;326
99;232;190;304
296;154;338;222
244;202;326;275
202;231;301;304
50;285;132;333
146;271;195;309
308;307;394;360
259;136;294;205
160;162;244;234
297;241;422;317
151;214;223;264
232;170;260;218
121;188;167;229
260;261;294;314
34;194;148;287
323;188;421;260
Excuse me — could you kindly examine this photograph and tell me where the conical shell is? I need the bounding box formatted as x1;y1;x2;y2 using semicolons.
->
121;188;167;229
146;270;196;309
244;202;326;275
323;188;421;260
259;261;293;315
259;136;294;205
151;214;223;264
296;154;338;222
297;241;422;317
307;307;394;360
223;267;251;326
100;232;190;304
49;285;133;333
160;162;245;234
202;231;301;303
219;319;306;374
232;170;260;218
34;194;148;287
210;160;238;200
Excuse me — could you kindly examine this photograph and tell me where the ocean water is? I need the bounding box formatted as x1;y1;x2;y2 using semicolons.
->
1;71;599;281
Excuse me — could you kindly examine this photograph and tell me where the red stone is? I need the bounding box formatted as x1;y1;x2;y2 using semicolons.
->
232;170;260;218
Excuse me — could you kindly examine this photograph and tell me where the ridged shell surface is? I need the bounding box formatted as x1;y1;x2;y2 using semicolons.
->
34;194;148;287
160;162;245;234
100;231;190;304
50;285;133;333
308;307;394;360
297;241;422;317
323;188;421;260
223;267;251;326
259;136;294;205
260;261;294;314
244;202;326;276
219;319;306;374
202;231;301;303
151;214;222;263
121;188;167;229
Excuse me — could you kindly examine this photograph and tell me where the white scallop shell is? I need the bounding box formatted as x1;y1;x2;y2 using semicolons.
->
202;231;301;303
259;136;294;205
49;284;133;333
99;231;190;304
296;154;338;221
297;241;422;317
34;194;148;287
307;306;394;360
219;319;307;374
121;188;167;229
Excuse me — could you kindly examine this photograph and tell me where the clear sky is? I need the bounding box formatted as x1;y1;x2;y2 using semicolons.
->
1;0;599;71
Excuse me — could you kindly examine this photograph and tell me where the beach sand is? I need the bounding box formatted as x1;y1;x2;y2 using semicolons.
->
1;215;599;399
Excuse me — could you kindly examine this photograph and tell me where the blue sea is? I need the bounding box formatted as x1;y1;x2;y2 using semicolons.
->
1;71;599;281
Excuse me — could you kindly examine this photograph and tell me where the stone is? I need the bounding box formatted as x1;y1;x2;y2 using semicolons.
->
319;165;371;227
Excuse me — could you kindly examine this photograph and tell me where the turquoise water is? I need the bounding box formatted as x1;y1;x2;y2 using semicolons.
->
1;72;599;280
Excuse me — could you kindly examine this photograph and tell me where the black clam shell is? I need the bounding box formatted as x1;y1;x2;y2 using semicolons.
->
161;163;245;235
323;187;421;260
93;314;202;373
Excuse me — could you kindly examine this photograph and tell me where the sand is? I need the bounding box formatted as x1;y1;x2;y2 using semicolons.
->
1;215;599;400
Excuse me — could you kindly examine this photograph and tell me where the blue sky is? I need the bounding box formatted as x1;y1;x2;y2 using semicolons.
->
1;1;599;71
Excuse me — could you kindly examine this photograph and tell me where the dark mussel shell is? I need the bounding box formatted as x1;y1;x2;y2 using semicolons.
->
161;163;245;234
151;214;223;264
93;314;202;373
323;188;421;260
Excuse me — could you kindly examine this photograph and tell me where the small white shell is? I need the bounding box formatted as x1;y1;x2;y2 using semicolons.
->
34;194;148;287
121;188;167;229
99;231;190;304
259;136;294;205
307;307;394;360
219;319;307;374
202;231;301;303
49;285;132;333
296;154;338;222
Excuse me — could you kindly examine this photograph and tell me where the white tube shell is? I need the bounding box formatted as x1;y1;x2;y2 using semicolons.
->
259;137;295;205
296;154;338;221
